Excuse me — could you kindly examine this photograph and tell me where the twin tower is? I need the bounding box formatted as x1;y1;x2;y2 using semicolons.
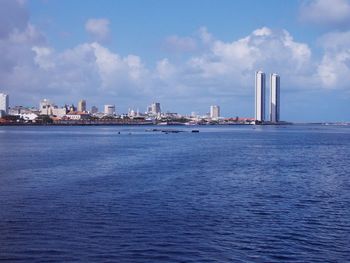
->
255;71;280;123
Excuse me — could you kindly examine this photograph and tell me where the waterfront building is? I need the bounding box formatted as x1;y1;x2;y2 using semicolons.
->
52;107;67;117
255;71;266;122
0;93;9;117
40;99;55;115
66;112;90;120
128;108;137;117
210;105;220;119
9;106;38;115
146;105;152;114
69;104;76;112
91;106;98;114
78;99;86;112
151;102;161;115
18;113;38;121
104;104;116;115
270;73;280;123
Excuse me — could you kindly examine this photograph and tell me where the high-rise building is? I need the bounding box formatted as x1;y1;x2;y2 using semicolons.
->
255;71;266;122
40;99;54;115
104;104;115;115
270;73;280;123
151;102;161;115
0;93;9;117
78;99;86;112
210;105;220;119
91;106;98;114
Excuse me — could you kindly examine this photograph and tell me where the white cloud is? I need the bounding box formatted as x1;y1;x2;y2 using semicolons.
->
318;31;350;88
32;42;149;97
85;18;110;42
186;27;314;92
163;35;197;52
0;6;149;101
155;58;176;80
300;0;350;27
0;0;348;114
198;26;214;45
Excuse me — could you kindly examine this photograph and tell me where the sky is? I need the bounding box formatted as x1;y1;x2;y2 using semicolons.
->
1;0;350;122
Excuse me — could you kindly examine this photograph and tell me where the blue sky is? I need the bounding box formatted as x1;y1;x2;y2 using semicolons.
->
1;0;350;121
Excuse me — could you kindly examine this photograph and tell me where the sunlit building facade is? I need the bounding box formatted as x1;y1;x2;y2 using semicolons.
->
104;104;115;115
255;71;266;122
0;93;9;117
270;73;280;123
210;105;220;119
78;99;86;112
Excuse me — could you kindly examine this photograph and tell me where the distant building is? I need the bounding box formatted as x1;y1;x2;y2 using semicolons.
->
91;106;98;114
66;111;90;120
150;102;161;115
146;105;152;114
270;73;280;123
104;104;115;115
52;107;67;117
210;105;220;119
128;108;137;117
78;99;86;112
40;99;55;115
0;93;9;117
255;71;266;122
18;113;38;121
69;104;76;112
9;106;38;115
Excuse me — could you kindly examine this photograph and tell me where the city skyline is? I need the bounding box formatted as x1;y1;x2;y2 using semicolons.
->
0;69;275;119
1;0;350;121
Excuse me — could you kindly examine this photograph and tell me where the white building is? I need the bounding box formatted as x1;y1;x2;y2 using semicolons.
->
270;73;280;123
0;93;9;117
18;113;38;121
66;112;90;120
40;99;55;115
78;99;86;112
104;104;116;115
52;107;67;117
210;105;220;119
255;71;266;122
150;102;161;115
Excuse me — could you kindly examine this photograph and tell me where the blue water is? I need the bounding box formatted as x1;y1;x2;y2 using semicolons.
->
0;125;350;262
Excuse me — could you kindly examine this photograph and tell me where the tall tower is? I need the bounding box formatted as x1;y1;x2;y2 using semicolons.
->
104;104;116;115
255;71;266;122
270;73;280;123
0;93;9;116
78;99;86;112
151;102;161;115
210;105;220;119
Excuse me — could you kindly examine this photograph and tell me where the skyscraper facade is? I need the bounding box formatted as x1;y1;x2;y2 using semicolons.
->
255;71;266;122
104;104;115;115
151;102;161;115
270;73;280;123
78;99;86;112
40;99;54;115
91;106;98;114
0;93;9;116
210;105;220;119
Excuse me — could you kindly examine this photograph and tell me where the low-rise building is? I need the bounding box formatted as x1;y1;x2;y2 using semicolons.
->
65;111;91;120
52;107;67;117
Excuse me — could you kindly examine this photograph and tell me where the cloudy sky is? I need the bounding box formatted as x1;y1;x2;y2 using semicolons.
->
1;0;350;121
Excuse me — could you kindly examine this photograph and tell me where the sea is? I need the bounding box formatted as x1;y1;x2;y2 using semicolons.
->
0;125;349;262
